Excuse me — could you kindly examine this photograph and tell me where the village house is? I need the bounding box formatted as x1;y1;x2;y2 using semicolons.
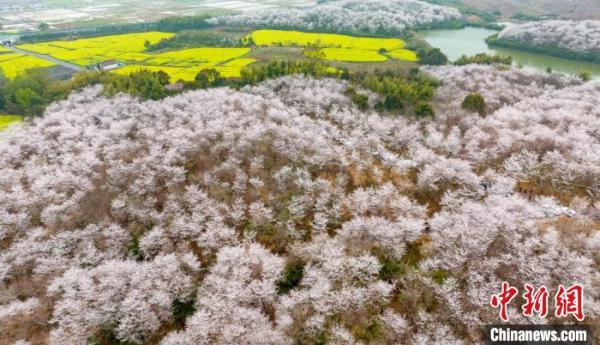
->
96;60;123;71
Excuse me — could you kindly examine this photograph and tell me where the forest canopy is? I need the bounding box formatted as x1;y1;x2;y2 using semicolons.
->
1;65;599;344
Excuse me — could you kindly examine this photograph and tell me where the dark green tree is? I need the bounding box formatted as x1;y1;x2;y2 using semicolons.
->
276;260;305;294
461;92;487;116
128;70;169;100
153;70;171;86
417;48;448;65
415;102;434;118
1;69;67;116
383;94;404;112
194;68;225;89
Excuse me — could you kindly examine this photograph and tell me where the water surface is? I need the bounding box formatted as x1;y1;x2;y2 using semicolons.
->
419;26;600;78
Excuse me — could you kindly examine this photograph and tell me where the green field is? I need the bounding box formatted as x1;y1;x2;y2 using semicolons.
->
0;115;23;131
17;32;256;81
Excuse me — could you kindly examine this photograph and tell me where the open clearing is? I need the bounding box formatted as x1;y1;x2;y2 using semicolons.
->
17;32;255;80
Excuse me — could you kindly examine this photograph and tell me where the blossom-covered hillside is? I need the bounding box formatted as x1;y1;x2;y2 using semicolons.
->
461;0;600;20
495;20;600;61
0;68;599;344
208;0;461;36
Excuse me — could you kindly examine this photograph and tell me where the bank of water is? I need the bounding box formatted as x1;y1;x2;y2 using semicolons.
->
419;26;600;78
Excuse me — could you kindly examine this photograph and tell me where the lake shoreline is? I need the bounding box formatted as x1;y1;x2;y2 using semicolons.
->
417;26;600;78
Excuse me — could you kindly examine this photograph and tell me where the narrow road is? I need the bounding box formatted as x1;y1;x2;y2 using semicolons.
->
7;46;85;72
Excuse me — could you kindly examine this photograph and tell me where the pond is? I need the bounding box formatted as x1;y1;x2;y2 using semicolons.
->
419;26;600;78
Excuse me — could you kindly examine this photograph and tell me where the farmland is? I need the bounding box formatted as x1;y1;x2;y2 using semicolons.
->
0;115;23;131
388;49;418;61
0;0;314;32
319;48;388;62
249;29;406;50
0;52;56;79
17;32;255;81
9;29;419;81
17;32;175;66
248;29;418;63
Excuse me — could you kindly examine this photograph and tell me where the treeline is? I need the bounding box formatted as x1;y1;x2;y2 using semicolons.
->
0;61;337;117
184;62;440;118
454;53;512;66
146;30;242;51
486;34;600;64
0;69;174;116
154;15;213;32
1;59;440;120
238;60;341;85
417;48;448;65
18;15;214;44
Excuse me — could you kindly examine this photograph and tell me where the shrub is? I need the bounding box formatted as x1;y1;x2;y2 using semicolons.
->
417;48;448;66
461;92;487;115
383;94;405;112
415;102;434;118
276;260;305;294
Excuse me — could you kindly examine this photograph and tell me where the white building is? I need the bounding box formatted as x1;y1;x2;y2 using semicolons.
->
97;60;123;71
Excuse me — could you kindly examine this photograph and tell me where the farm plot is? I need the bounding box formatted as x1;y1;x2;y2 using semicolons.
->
249;29;405;50
387;49;418;62
247;29;417;62
18;32;175;66
18;32;256;81
319;48;388;62
0;53;56;79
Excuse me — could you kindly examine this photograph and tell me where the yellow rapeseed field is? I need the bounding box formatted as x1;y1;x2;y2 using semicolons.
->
142;48;251;67
18;32;255;81
248;29;417;63
11;30;416;81
388;49;418;62
249;29;405;51
0;53;56;79
114;57;255;81
18;32;175;66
